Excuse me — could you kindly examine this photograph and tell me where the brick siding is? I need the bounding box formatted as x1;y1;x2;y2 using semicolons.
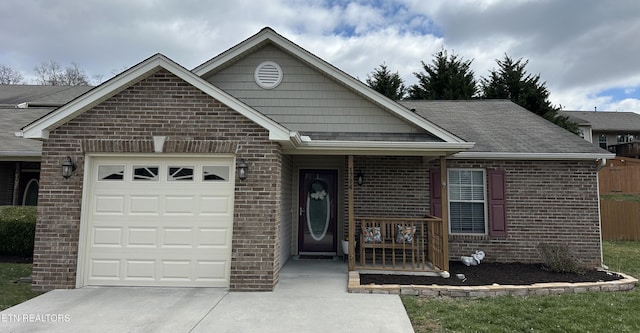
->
32;68;282;291
347;157;602;267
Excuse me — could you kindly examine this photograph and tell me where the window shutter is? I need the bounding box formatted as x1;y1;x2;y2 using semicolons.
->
488;169;507;237
429;168;442;218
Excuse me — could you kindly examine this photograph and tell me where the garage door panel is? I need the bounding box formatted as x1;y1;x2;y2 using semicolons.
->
160;261;192;280
89;259;121;280
95;195;125;215
164;196;197;215
127;227;158;247
129;196;160;215
200;196;232;215
162;228;193;247
125;260;156;280
93;227;123;247
197;228;229;247
196;261;227;281
84;156;234;288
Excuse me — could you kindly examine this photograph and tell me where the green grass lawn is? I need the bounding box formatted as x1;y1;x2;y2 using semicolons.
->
403;241;640;333
0;262;41;311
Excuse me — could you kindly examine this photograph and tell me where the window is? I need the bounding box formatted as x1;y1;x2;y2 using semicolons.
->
168;166;194;181
98;165;124;181
203;166;229;182
617;135;625;143
599;134;607;149
133;166;159;181
448;169;486;234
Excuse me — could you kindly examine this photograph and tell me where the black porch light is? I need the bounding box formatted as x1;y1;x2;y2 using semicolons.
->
62;156;77;179
237;159;249;181
356;170;364;186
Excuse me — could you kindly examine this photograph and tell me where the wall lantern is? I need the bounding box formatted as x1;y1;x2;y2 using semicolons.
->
356;170;364;186
62;156;77;179
237;159;249;181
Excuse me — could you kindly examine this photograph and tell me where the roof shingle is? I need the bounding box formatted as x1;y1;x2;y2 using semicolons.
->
400;100;608;155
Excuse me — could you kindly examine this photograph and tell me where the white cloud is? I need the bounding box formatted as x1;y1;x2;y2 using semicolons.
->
0;0;638;112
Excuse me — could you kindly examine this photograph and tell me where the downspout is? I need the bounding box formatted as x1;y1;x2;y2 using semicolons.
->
595;158;607;269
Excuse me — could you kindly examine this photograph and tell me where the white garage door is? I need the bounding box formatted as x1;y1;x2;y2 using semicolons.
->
82;156;235;287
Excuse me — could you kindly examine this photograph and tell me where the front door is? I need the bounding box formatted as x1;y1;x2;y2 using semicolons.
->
298;169;337;254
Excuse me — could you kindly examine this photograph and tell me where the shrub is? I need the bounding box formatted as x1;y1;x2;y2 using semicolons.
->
536;242;586;275
0;206;37;257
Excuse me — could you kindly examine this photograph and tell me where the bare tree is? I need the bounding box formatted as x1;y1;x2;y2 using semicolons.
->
34;61;90;85
0;64;24;84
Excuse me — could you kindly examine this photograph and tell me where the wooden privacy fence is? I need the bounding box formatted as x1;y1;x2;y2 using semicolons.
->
600;200;640;241
599;165;640;194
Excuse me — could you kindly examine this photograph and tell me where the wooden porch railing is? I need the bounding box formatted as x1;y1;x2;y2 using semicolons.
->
354;216;447;272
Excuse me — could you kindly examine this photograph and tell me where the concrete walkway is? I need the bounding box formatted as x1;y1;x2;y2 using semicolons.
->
1;260;414;333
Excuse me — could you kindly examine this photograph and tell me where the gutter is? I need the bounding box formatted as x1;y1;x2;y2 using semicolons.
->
451;151;615;161
284;132;475;155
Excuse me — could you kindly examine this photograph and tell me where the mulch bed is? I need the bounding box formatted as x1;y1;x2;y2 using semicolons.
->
360;261;623;286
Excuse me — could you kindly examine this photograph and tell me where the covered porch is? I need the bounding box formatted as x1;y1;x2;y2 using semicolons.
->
345;155;450;274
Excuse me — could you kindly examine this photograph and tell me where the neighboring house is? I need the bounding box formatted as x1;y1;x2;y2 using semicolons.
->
17;28;612;292
561;110;640;157
0;85;91;205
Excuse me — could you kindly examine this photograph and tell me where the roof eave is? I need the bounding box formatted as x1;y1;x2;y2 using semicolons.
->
283;133;475;155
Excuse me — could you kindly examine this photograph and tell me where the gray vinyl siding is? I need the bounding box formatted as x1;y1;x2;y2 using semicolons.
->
205;44;419;133
279;154;293;268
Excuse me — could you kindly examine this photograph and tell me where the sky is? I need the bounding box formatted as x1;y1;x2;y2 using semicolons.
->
1;0;639;112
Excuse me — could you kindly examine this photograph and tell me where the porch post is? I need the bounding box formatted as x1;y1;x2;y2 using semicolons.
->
439;156;449;271
348;155;355;270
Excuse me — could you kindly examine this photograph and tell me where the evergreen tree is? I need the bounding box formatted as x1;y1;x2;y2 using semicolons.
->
481;55;577;133
407;49;477;100
365;63;406;100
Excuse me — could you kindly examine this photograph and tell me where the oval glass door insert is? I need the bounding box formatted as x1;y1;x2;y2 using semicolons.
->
306;179;330;241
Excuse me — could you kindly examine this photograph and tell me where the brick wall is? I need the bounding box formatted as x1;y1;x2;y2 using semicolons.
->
443;159;602;267
346;157;602;267
349;156;429;218
32;68;282;291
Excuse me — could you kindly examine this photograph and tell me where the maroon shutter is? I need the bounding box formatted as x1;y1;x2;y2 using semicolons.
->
488;169;507;237
429;168;442;218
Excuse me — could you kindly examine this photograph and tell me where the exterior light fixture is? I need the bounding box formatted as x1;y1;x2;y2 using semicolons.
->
356;170;364;186
62;156;77;179
237;159;248;181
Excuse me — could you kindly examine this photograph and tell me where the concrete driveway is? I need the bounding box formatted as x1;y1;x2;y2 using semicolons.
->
1;260;414;333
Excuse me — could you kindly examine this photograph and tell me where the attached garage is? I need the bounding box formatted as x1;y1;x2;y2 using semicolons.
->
78;155;235;287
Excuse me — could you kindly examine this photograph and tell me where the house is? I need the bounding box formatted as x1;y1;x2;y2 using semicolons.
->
0;85;91;205
17;27;612;291
560;110;640;157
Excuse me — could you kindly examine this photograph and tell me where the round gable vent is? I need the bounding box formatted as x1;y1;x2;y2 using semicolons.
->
254;61;283;89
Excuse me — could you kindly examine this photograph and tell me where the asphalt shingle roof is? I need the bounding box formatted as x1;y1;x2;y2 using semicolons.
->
0;107;51;156
0;85;91;157
400;100;609;154
0;85;92;107
559;110;640;132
